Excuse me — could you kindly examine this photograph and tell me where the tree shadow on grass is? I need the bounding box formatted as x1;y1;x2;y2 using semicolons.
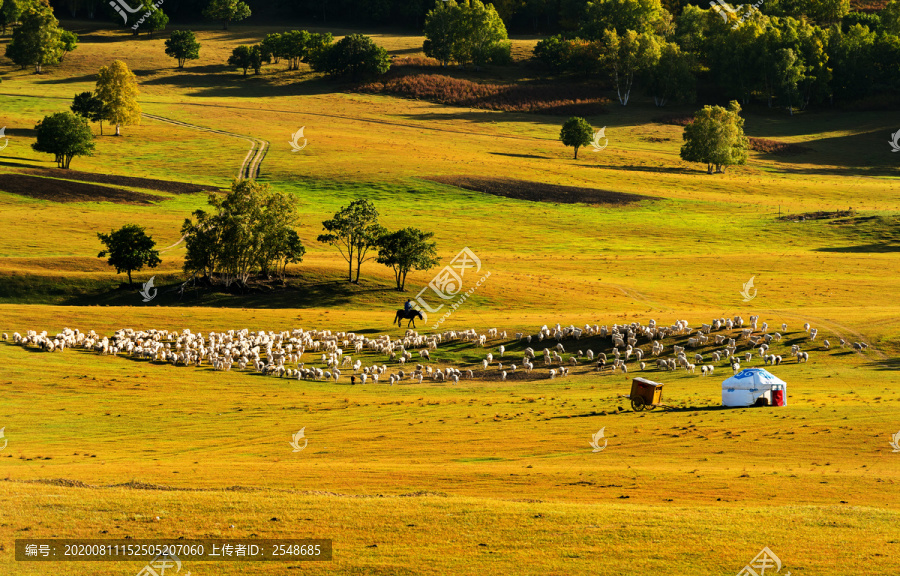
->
865;358;900;371
814;244;900;253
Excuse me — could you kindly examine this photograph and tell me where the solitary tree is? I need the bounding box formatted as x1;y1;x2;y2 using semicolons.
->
32;111;95;169
202;0;250;30
376;228;440;291
164;30;200;68
680;100;749;173
318;199;385;283
559;116;593;159
97;224;162;285
71;91;108;134
95;60;141;136
4;0;64;73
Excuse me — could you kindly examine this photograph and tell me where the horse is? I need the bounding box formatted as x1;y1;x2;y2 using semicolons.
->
395;309;424;328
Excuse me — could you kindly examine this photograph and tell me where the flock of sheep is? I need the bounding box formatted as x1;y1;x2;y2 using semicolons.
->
2;315;870;385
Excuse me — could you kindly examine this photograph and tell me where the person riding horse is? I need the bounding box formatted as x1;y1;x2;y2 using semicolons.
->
395;299;424;328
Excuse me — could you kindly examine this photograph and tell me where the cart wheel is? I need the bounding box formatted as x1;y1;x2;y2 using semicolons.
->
645;402;657;411
631;397;645;412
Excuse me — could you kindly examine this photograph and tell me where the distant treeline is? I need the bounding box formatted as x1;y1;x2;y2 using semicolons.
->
49;0;876;34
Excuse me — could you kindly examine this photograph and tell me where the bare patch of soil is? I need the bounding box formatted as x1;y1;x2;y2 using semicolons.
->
428;176;652;205
0;174;162;204
20;167;218;194
778;210;856;222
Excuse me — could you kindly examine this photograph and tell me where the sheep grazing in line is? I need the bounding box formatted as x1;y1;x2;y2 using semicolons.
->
823;340;830;350
549;369;557;379
694;353;703;363
809;328;818;341
640;361;646;371
796;352;809;363
731;362;741;375
745;352;752;363
501;371;507;381
498;345;505;357
482;359;489;370
486;353;494;365
419;349;430;360
839;338;847;348
687;363;695;373
804;323;811;333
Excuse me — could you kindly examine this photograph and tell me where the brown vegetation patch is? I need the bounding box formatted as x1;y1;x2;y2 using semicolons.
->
749;137;811;155
360;74;609;115
0;174;162;204
778;210;855;222
653;114;694;126
429;176;650;205
20;167;218;194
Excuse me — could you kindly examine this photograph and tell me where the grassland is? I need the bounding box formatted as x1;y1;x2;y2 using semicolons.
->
0;20;899;576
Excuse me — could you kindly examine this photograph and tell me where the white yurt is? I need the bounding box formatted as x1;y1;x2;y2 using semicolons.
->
721;368;787;407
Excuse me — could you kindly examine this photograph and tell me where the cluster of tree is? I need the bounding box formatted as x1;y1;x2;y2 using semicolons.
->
68;60;141;137
317;198;439;290
98;185;439;292
227;31;389;80
4;0;77;73
30;60;140;169
534;0;900;110
181;180;306;288
423;0;511;67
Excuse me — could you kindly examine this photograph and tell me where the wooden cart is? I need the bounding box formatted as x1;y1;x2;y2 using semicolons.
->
619;377;668;411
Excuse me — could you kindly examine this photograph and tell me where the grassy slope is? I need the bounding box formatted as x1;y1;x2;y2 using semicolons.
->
0;21;899;576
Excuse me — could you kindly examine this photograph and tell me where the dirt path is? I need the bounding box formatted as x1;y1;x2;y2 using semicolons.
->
142;113;269;180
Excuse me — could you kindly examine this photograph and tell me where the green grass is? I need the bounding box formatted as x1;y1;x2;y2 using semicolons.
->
0;20;899;576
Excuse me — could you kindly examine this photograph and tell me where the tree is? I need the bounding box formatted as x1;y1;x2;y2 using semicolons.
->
646;41;695;106
376;228;440;291
70;91;108;135
0;0;25;35
679;100;749;174
95;60;141;136
260;32;283;64
559;116;593;159
310;33;390;80
228;44;254;75
97;224;161;285
882;0;900;36
164;29;200;68
32;111;95;169
182;180;305;287
317;199;386;284
4;0;64;73
130;0;168;37
202;0;250;30
58;29;77;60
580;0;668;38
600;28;661;106
423;0;509;67
423;0;459;66
773;47;805;115
804;0;849;25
